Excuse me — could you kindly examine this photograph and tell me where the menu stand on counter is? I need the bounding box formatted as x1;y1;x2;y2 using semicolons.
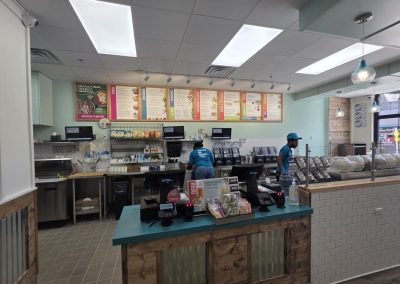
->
69;172;106;224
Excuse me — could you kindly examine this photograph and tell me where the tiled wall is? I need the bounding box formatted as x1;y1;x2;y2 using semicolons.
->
310;185;400;284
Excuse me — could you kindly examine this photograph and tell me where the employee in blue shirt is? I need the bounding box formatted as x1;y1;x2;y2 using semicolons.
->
188;141;214;180
276;133;302;181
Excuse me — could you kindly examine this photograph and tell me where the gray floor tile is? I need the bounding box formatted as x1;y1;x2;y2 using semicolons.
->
82;272;100;283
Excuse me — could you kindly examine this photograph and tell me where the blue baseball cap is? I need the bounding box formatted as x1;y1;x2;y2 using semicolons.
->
287;133;302;140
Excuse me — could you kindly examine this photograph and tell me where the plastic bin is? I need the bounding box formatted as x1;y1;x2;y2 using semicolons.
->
113;180;129;220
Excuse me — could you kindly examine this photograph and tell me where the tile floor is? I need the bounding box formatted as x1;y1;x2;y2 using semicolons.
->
37;219;120;284
340;267;400;284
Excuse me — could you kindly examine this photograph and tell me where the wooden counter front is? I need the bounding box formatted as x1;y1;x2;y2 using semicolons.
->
298;175;400;193
113;205;313;284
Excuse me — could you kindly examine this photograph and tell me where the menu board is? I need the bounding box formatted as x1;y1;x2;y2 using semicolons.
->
195;90;218;120
242;92;262;120
75;83;107;120
169;88;194;120
219;91;241;120
110;85;139;120
264;93;282;121
141;87;167;120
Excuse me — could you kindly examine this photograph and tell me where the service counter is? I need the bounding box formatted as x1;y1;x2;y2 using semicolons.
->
113;204;312;284
298;176;400;284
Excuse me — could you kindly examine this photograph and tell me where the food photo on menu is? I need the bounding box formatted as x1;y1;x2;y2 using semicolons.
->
76;83;107;120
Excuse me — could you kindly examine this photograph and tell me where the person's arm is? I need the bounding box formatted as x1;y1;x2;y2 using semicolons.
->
277;150;287;174
187;151;195;170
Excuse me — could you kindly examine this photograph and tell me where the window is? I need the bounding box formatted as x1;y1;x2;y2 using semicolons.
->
374;94;400;153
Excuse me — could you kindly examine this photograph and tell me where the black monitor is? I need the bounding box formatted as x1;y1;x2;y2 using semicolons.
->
65;126;93;141
163;126;184;140
144;170;186;203
230;164;264;194
212;128;231;139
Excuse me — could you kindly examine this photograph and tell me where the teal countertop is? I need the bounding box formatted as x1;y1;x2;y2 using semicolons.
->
112;203;313;246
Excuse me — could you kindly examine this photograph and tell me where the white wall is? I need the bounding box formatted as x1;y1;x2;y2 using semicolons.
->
0;0;34;203
310;185;400;284
350;96;374;148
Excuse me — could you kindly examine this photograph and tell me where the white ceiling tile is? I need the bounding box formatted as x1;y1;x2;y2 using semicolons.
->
19;0;82;30
32;26;96;53
176;43;221;64
99;55;138;70
172;61;209;76
71;67;112;82
31;63;78;80
107;70;141;84
136;37;180;60
262;30;321;57
51;50;103;68
368;24;400;48
132;5;190;42
194;0;259;21
30;32;48;49
246;0;309;29
273;57;316;73
294;37;356;60
183;15;242;47
138;58;174;73
133;0;196;13
239;53;287;73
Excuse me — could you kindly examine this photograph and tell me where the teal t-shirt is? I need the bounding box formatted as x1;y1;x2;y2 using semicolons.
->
277;144;292;173
189;148;214;168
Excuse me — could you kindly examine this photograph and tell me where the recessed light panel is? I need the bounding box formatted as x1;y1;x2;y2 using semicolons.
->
69;0;136;57
296;43;383;75
212;24;282;67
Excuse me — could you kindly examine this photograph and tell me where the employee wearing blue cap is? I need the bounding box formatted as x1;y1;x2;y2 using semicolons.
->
276;133;302;181
187;141;215;180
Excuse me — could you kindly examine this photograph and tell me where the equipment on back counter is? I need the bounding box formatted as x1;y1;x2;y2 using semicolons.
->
166;141;182;163
253;147;265;164
211;128;232;140
213;148;224;166
65;126;94;141
231;147;242;165
163;126;185;140
222;148;233;165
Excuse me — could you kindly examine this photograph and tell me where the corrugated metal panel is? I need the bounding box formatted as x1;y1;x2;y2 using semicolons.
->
250;229;285;282
0;208;28;284
161;243;206;284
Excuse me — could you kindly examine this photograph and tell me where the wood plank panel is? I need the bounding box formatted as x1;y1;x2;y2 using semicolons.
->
211;236;248;284
127;252;157;284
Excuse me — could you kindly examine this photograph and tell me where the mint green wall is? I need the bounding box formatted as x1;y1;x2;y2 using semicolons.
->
34;80;328;155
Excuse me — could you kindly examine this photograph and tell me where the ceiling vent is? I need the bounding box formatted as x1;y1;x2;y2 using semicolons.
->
31;48;61;65
204;65;235;78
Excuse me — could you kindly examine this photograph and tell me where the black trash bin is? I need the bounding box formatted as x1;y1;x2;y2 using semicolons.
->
113;180;129;220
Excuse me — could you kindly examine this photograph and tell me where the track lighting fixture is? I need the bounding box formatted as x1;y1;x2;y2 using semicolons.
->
186;76;191;84
250;81;255;89
144;72;149;82
209;78;214;86
287;84;291;91
230;79;235;88
167;75;172;83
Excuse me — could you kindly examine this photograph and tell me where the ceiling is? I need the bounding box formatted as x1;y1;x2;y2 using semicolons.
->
20;0;400;94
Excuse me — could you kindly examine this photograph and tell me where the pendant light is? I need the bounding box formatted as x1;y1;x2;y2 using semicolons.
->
351;12;376;84
370;82;380;113
335;107;345;118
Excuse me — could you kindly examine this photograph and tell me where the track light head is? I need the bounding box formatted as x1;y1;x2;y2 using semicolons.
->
287;84;291;91
186;77;191;84
250;81;255;89
230;80;235;88
167;76;172;83
209;78;214;86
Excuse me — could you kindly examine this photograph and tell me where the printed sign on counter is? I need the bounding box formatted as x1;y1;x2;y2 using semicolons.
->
242;92;262;120
264;93;282;121
141;87;167;120
110;85;139;120
219;91;241;120
75;83;108;120
187;180;206;213
169;88;194;120
195;90;218;120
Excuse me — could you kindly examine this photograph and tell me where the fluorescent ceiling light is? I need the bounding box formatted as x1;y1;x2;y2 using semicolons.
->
296;43;383;75
69;0;136;57
212;24;282;67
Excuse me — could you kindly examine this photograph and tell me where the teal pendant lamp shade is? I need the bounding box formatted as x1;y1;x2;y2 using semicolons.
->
351;59;376;84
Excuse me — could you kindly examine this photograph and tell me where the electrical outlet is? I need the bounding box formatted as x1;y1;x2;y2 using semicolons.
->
374;207;383;215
